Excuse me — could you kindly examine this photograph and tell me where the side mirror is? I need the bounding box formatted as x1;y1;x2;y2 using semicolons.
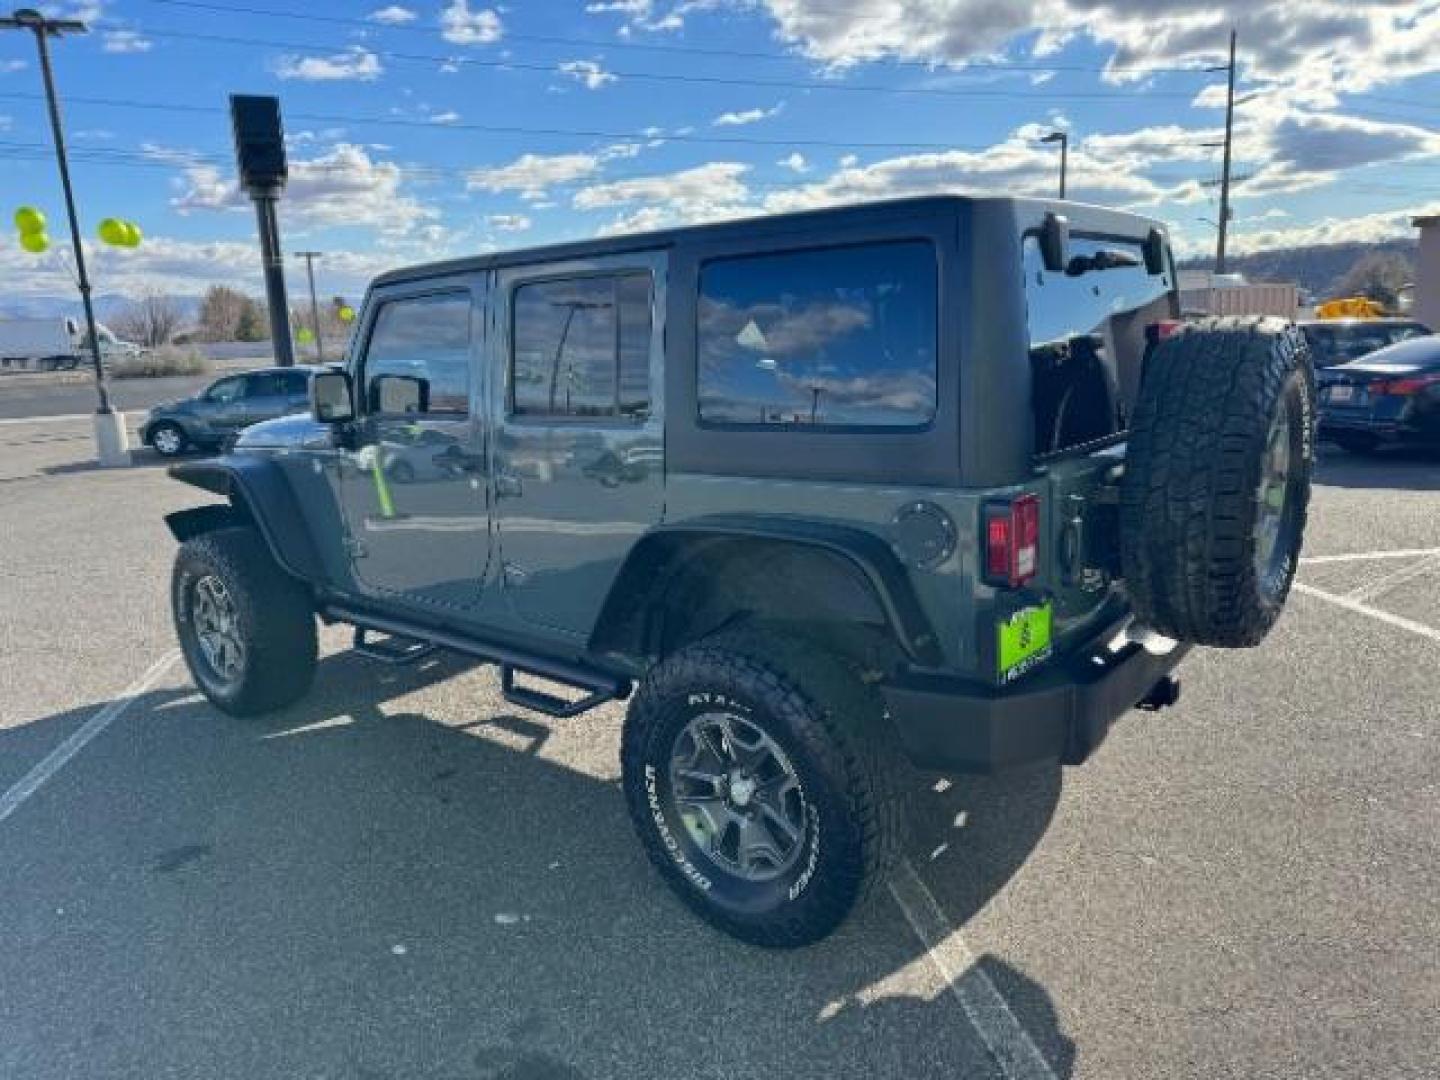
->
1143;227;1169;276
310;370;355;424
371;373;430;415
1039;212;1070;274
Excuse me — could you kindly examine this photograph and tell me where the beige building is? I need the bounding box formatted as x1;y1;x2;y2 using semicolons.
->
1415;215;1440;328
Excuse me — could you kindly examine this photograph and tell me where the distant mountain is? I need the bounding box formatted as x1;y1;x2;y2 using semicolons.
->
1179;239;1419;299
0;294;203;324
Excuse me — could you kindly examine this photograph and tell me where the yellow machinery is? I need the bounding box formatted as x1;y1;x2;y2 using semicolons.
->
1315;297;1386;320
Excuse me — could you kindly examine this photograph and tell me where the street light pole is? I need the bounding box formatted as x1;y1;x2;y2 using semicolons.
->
1041;130;1068;200
294;250;324;361
1211;28;1238;275
1;8;116;425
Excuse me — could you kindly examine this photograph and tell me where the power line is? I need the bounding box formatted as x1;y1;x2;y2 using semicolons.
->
131;26;1207;102
134;0;1213;77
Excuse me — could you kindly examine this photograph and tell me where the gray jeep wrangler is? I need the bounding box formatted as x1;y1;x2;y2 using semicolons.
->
165;196;1314;947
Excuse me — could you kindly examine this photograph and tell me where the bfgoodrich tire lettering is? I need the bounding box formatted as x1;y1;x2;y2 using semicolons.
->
621;629;903;948
172;526;318;716
1120;317;1315;647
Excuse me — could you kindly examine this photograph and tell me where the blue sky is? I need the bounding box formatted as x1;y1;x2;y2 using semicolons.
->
2;0;1438;300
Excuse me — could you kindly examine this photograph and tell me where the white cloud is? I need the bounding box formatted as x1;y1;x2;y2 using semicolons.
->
466;152;603;199
368;4;418;24
102;30;152;54
168;143;438;237
0;59;26;74
778;152;810;173
486;213;533;233
440;0;503;45
558;60;618;89
429;110;462;124
713;103;784;127
577;162;754;234
1221;204;1440;257
274;47;383;82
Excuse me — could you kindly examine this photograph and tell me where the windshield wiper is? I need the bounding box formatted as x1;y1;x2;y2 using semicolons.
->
1065;248;1142;277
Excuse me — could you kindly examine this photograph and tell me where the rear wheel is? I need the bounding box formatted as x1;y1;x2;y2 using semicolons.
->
172;526;317;715
621;628;903;948
1121;317;1315;647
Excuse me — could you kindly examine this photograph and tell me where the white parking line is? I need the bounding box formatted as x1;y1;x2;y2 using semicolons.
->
0;650;181;827
1292;582;1440;645
889;859;1058;1080
1300;547;1440;565
0;413;92;426
1346;554;1440;603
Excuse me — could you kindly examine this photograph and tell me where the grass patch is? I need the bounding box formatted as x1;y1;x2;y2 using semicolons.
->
108;347;214;379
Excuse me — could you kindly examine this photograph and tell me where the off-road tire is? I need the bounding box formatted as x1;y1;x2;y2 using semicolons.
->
621;628;904;948
1121;317;1315;647
149;421;188;457
172;526;317;715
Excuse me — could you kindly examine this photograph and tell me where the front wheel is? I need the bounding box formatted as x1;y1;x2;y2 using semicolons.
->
621;629;903;948
172;526;317;715
149;422;188;457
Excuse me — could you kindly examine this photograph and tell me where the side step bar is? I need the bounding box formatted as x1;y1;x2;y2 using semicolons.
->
325;603;631;719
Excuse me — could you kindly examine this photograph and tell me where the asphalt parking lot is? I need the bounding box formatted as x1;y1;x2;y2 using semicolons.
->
1;417;1437;1080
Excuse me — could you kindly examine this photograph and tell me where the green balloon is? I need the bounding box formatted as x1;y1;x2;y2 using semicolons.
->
296;327;315;344
20;230;50;254
337;305;356;324
98;217;127;246
122;220;143;247
14;206;46;235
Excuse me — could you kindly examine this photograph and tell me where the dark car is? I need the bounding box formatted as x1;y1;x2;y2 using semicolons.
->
1299;318;1431;369
160;196;1315;947
1318;336;1440;454
141;366;330;457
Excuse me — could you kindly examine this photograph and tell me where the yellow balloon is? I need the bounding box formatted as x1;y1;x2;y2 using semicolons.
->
122;221;143;247
296;326;315;344
19;230;50;254
98;217;127;246
337;305;356;324
14;206;46;235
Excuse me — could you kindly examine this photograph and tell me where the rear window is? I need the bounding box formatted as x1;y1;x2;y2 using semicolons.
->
697;240;938;428
1302;323;1430;367
1024;234;1174;455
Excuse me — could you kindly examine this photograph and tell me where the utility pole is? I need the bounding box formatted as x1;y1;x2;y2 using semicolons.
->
294;250;324;361
1211;28;1238;274
1041;130;1068;200
1;8;128;463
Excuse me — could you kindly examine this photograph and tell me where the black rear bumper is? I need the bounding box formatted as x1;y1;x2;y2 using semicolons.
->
881;629;1191;774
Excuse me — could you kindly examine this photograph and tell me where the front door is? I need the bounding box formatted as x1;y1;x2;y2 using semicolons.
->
336;281;490;611
492;253;665;639
195;374;250;440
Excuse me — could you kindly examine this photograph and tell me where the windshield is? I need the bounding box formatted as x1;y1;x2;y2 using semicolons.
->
1024;234;1176;455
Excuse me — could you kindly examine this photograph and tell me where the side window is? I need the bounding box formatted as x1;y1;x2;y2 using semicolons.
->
511;273;652;420
282;370;310;395
245;372;286;398
697;241;937;428
363;292;472;417
205;377;244;403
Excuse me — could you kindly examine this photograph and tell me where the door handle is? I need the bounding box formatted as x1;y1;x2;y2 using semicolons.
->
495;472;523;499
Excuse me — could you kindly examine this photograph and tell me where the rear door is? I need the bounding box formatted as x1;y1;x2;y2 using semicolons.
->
491;252;665;639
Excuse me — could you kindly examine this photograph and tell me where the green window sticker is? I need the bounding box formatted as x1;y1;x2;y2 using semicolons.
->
998;603;1053;683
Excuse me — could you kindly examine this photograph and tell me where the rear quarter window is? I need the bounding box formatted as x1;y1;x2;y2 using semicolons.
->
696;240;938;429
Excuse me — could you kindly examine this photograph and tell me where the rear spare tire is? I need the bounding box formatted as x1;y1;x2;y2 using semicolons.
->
1120;317;1314;647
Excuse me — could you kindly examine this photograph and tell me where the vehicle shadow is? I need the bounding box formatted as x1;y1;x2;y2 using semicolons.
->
0;650;1073;1079
1313;444;1440;491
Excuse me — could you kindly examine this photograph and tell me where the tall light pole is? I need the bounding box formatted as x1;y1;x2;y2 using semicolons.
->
1041;130;1068;200
1;7;127;464
1209;29;1238;274
294;250;324;361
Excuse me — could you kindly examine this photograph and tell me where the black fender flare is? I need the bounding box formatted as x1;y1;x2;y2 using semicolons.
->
589;515;943;667
166;457;326;584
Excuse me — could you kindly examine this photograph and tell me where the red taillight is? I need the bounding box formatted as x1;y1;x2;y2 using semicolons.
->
984;494;1041;588
1368;373;1440;397
1154;319;1184;341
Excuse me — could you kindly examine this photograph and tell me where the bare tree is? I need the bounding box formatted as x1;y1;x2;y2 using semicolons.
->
113;290;184;347
197;285;251;342
1337;252;1415;310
